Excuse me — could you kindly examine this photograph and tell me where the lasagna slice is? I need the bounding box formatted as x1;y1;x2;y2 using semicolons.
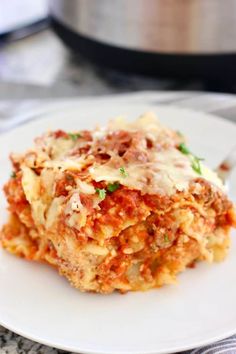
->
1;113;235;293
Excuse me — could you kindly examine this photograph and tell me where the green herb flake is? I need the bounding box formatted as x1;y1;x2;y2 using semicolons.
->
191;156;204;175
119;167;128;177
11;171;16;178
178;143;190;155
68;133;81;141
95;188;106;200
107;182;120;193
164;234;169;243
178;143;204;176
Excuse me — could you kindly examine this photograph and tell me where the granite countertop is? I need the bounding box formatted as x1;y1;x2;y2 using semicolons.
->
1;28;236;354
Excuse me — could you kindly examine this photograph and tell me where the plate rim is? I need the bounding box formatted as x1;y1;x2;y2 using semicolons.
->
0;100;236;354
2;95;236;137
1;317;236;354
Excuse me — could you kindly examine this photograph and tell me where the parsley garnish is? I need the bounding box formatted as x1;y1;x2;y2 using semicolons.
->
178;143;190;155
164;234;169;243
68;133;81;141
119;167;128;177
191;156;204;175
95;188;106;200
178;143;204;175
11;171;16;178
107;182;120;192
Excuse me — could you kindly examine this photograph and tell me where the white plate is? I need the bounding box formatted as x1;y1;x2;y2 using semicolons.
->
0;101;236;354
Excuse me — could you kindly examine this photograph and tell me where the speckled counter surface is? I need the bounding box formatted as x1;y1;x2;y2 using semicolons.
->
0;326;65;354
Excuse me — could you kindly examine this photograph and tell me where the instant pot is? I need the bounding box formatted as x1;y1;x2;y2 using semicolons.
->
49;0;236;79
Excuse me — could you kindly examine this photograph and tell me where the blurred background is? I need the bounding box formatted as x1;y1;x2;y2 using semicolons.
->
1;0;236;101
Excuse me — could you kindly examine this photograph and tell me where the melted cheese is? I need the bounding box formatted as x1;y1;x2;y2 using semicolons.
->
107;112;176;144
43;158;87;171
89;148;224;195
50;138;74;159
92;114;223;194
108;112;162;134
21;113;225;201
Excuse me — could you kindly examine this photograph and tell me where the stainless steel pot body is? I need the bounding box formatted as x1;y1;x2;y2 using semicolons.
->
49;0;236;54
